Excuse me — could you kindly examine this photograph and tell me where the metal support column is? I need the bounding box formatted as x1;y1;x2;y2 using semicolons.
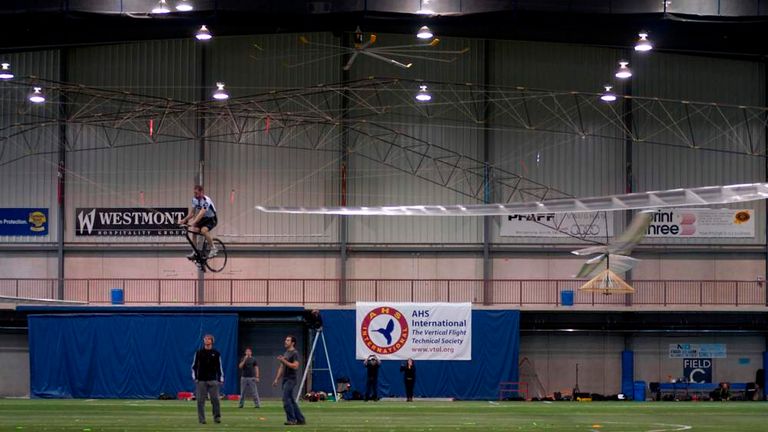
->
482;40;493;305
196;40;207;304
339;33;351;305
56;48;69;300
623;49;635;307
764;58;768;287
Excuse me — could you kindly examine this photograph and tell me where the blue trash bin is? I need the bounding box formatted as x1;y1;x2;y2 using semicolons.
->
560;290;574;306
633;380;646;402
111;288;124;305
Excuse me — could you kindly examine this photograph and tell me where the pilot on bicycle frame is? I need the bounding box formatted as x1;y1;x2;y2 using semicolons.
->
179;185;218;259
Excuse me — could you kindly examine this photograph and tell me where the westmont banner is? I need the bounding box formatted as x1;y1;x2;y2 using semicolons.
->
75;208;186;236
355;303;472;360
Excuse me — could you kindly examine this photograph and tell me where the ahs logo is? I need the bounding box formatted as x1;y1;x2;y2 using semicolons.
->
360;306;409;355
77;209;96;235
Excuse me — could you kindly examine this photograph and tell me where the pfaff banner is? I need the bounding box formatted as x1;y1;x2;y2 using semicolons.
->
500;212;614;238
647;209;753;238
75;208;186;236
0;208;48;236
356;302;472;361
669;343;726;359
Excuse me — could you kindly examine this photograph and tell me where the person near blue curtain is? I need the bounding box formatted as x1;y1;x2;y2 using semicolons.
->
191;334;224;424
400;358;416;402
364;354;381;401
273;335;306;426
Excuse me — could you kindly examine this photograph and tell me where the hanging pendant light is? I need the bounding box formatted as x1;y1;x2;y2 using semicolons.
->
28;87;46;104
417;26;434;40
615;61;632;79
195;25;212;41
634;31;653;52
600;85;617;102
213;82;229;100
152;0;171;14
0;63;13;80
415;85;432;102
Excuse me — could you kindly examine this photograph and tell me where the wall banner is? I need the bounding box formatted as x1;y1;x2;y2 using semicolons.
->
647;209;753;238
0;208;49;236
75;208;186;236
669;343;726;359
356;302;472;360
500;212;613;238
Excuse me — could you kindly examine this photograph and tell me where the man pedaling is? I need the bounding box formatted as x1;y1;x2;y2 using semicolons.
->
179;184;219;259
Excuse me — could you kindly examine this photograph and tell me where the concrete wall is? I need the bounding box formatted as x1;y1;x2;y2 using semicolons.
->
634;335;765;386
520;333;624;397
520;333;765;398
0;333;30;397
494;254;766;280
0;251;760;281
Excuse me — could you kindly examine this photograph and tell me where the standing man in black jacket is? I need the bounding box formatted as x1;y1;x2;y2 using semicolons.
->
364;354;381;401
192;334;224;424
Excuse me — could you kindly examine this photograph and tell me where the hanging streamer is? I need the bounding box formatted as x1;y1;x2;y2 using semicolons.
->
149;119;154;138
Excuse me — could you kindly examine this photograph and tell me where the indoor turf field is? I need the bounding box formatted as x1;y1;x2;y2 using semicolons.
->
1;400;767;432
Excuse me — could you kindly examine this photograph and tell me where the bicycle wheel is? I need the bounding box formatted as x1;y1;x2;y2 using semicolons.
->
205;239;227;273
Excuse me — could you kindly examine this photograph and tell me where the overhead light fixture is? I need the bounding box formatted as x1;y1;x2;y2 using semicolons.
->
195;25;212;41
417;26;434;40
28;87;45;104
615;61;632;79
213;82;229;100
415;85;432;102
0;63;13;80
151;0;171;14
417;0;435;14
600;85;617;102
175;0;194;11
635;31;653;52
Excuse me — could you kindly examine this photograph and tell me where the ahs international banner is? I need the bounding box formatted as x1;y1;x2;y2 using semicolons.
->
356;302;472;361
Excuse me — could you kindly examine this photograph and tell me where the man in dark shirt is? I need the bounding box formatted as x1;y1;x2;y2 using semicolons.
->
238;347;261;408
364;354;381;401
191;334;224;424
273;335;306;426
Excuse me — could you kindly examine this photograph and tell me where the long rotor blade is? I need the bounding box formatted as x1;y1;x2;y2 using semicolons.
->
256;183;768;216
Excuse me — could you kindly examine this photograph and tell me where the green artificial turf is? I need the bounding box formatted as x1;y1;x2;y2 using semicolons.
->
1;399;767;431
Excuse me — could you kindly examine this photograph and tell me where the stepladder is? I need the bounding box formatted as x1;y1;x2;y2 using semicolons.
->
297;329;338;402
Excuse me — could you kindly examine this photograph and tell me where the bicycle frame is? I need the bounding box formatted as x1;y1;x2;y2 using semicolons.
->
182;228;208;267
181;226;227;273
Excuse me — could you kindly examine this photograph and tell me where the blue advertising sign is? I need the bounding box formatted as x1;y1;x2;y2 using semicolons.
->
683;358;712;383
669;343;727;359
0;208;49;236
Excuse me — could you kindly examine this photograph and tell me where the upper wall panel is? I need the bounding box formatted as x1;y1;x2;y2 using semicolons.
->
346;34;485;244
0;50;60;243
488;41;627;244
65;39;199;243
204;34;341;243
633;52;766;245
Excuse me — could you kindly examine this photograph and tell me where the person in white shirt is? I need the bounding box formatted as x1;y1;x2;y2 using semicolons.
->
179;184;218;258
